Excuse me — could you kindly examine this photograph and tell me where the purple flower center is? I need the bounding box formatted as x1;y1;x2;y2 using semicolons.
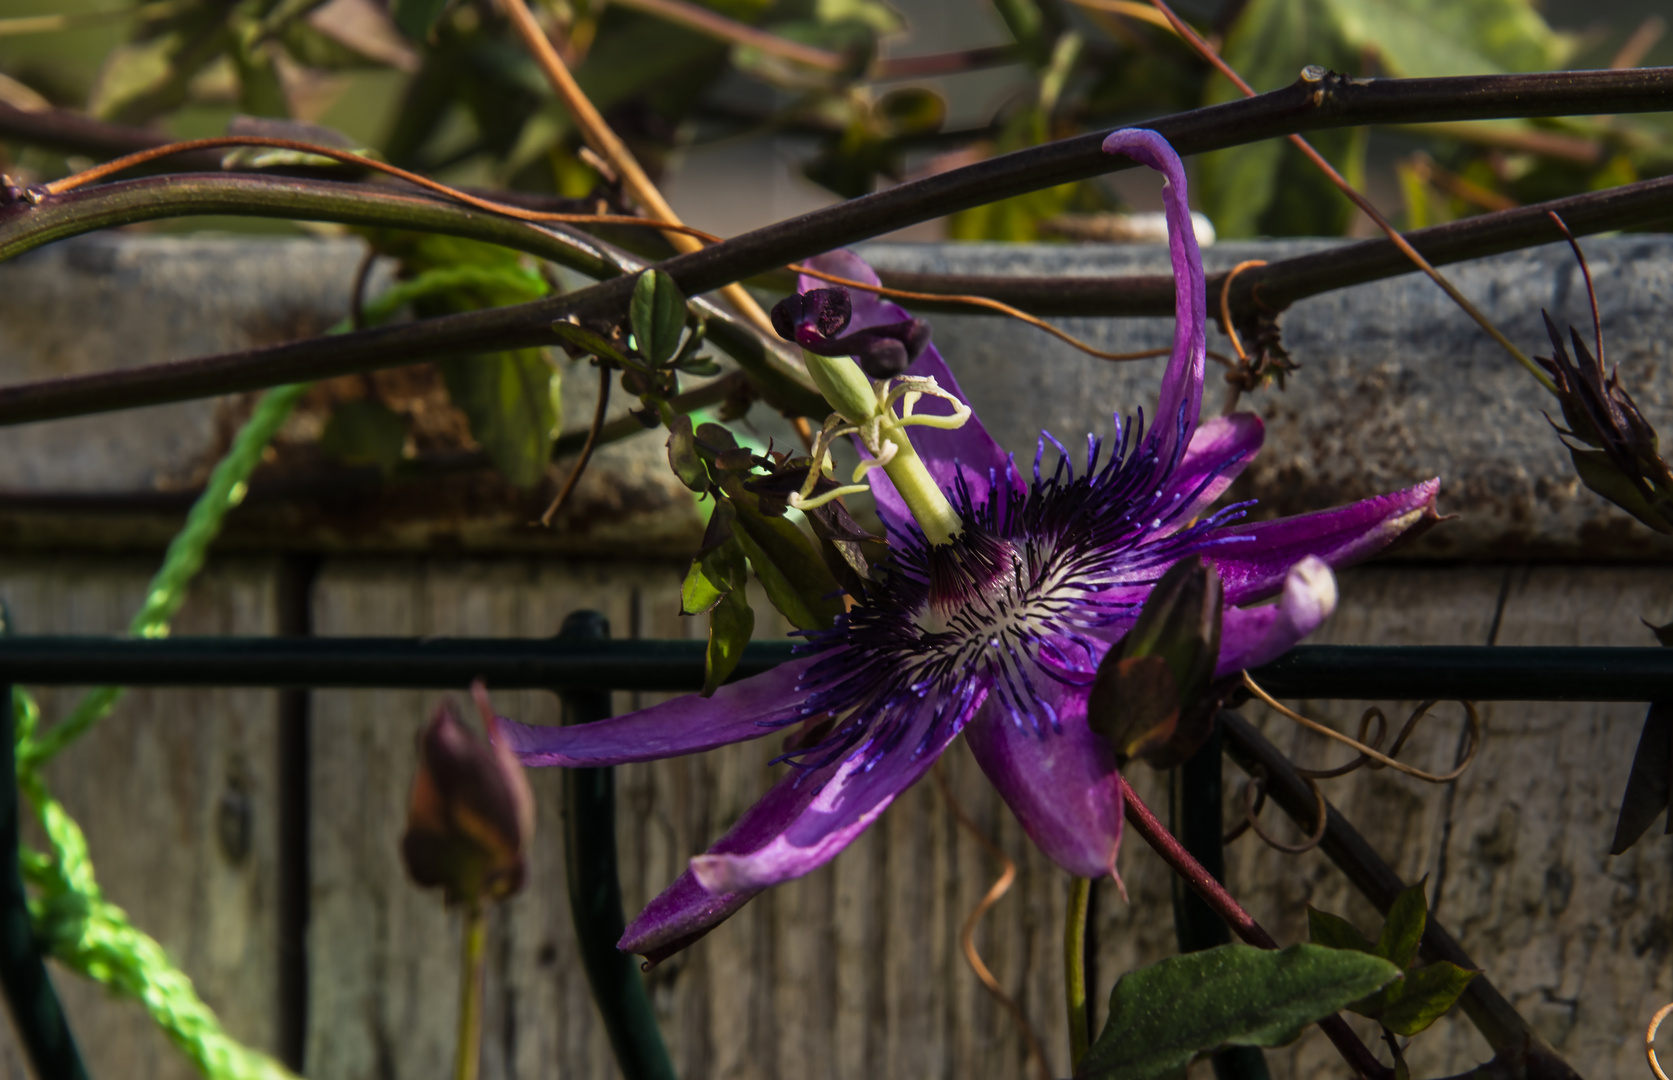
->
778;409;1256;773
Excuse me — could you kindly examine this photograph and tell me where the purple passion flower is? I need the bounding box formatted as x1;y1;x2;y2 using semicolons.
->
500;129;1440;963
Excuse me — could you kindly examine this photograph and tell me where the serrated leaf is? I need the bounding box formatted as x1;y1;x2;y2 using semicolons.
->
320;398;408;474
1375;883;1428;969
1307;906;1374;954
1610;702;1672;854
631;271;688;367
704;586;754;696
391;0;451;40
1078;944;1401;1080
1378;962;1477;1037
440;350;558;488
667;415;710;493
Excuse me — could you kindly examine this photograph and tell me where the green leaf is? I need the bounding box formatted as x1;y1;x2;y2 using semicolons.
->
1375;883;1429;969
319;399;408;474
1078;944;1401;1080
667;416;711;493
439;350;558;489
730;504;846;632
1307;905;1375;954
631;271;688;367
704;586;754;696
391;0;451;40
1378;961;1477;1037
682;559;727;616
1322;0;1569;79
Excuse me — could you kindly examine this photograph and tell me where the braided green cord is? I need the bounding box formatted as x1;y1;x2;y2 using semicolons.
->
9;262;547;1078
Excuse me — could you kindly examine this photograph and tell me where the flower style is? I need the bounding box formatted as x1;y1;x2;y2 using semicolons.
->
500;128;1440;963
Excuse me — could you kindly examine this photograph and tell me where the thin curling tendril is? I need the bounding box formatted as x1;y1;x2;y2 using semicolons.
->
1241;673;1482;785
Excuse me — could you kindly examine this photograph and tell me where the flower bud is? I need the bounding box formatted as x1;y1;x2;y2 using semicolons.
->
401;682;535;906
1086;556;1224;767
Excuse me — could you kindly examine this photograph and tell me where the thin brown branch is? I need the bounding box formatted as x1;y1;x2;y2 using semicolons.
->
497;0;781;343
3;70;1672;424
1147;0;1558;394
539;364;612;527
612;0;846;71
873;44;1021;80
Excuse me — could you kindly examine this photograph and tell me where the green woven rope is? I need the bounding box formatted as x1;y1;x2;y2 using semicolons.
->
10;263;545;1079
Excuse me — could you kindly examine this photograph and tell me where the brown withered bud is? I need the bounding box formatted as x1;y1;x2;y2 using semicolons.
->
1536;216;1673;535
1537;312;1673;534
401;681;535;906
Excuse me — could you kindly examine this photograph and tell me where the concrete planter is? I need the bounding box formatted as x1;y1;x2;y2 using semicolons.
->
0;234;1666;1079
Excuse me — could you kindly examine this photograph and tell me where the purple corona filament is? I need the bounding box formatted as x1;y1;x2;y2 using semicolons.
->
497;129;1442;964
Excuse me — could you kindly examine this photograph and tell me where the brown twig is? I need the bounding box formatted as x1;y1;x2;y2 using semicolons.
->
539;364;612;527
1120;778;1395;1079
931;764;1052;1080
41;135;724;242
612;0;846;72
497;0;783;345
1146;0;1558;395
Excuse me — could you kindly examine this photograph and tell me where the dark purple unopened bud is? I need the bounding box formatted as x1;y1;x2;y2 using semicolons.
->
851;319;932;379
771;288;852;345
401;681;535;906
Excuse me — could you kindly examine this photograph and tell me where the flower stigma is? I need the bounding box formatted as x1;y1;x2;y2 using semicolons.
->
791;350;970;547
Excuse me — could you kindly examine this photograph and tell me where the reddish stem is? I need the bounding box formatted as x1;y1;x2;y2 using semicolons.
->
1120;778;1394;1080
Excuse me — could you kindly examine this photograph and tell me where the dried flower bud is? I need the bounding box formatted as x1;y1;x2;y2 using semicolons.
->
1537;311;1673;534
1086;556;1225;768
401;681;535;906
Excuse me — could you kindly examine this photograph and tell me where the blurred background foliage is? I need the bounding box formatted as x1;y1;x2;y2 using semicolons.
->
0;0;1664;487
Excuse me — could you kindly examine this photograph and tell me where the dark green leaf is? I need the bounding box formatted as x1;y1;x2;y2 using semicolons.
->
319;399;408;474
439;350;558;489
391;0;451;40
1077;944;1401;1080
704;586;754;697
681;558;727;617
1306;906;1374;954
729;503;846;632
1375;883;1429;969
1378;961;1477;1037
631;271;688;367
1610;702;1672;854
667;416;711;492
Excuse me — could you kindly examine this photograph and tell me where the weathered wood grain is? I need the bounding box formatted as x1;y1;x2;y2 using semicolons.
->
0;556;285;1080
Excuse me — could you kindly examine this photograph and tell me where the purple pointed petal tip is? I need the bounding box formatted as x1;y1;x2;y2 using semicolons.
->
964;677;1124;880
1215;555;1338;677
1215;478;1442;605
497;656;822;767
